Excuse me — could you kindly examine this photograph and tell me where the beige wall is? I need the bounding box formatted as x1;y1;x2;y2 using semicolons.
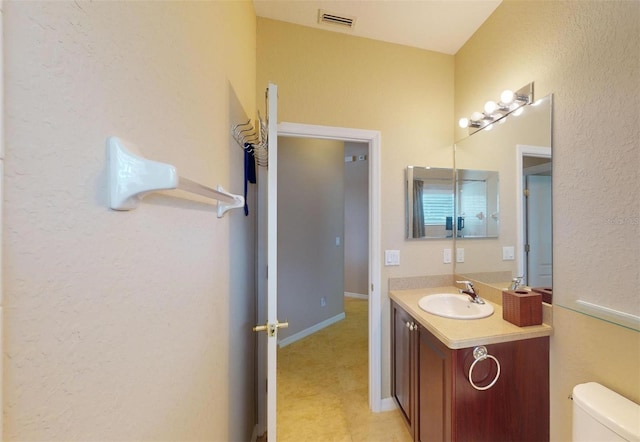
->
3;1;257;440
455;1;640;440
6;2;637;440
257;18;455;395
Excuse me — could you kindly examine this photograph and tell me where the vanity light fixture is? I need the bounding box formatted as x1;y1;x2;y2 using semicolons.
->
458;82;534;134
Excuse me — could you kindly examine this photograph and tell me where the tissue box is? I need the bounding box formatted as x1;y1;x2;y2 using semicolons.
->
531;287;553;304
502;289;542;326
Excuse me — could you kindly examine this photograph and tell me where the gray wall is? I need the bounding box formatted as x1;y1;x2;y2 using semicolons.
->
277;137;345;340
344;142;369;296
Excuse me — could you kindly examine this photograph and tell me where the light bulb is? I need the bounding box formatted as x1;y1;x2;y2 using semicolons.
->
513;107;525;117
471;111;483;121
484;123;494;131
484;100;498;114
500;89;515;104
458;118;469;128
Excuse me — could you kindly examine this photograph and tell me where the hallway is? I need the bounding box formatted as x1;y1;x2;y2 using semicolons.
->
277;297;412;441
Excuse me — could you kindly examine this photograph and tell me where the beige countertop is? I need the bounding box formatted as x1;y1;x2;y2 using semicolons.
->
390;286;553;350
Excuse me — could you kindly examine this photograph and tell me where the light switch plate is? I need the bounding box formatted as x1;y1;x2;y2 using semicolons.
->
385;250;400;266
503;246;515;261
456;248;465;263
443;248;452;264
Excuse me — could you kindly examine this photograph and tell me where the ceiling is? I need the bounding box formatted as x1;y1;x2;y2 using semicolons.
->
253;0;502;55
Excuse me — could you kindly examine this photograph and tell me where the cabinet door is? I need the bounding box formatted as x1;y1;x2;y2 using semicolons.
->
391;302;417;439
453;337;550;442
418;325;452;442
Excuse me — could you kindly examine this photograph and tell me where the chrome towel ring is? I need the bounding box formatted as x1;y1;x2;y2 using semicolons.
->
468;345;501;391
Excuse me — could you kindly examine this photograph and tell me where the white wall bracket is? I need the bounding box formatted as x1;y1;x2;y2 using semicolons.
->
108;137;244;217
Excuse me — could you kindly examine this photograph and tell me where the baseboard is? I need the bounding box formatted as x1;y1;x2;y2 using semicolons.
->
380;397;397;412
344;291;368;300
250;424;260;442
278;312;346;348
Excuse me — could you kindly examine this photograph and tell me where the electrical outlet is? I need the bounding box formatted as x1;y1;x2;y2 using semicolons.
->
320;297;327;307
456;248;465;263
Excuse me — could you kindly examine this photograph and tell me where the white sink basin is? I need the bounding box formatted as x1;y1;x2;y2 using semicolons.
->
418;293;494;319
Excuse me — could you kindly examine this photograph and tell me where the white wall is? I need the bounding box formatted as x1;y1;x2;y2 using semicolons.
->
3;1;257;440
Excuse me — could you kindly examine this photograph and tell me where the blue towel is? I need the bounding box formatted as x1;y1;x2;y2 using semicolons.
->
244;145;256;215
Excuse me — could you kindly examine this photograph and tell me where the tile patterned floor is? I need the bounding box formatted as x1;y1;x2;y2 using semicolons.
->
277;297;413;442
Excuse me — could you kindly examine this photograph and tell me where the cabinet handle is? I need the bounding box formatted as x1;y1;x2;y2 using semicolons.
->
405;321;418;331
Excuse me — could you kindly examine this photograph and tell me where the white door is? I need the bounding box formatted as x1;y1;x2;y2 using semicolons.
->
525;174;552;287
255;83;283;442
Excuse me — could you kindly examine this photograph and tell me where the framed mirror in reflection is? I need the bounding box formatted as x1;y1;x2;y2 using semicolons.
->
405;166;500;240
454;94;553;296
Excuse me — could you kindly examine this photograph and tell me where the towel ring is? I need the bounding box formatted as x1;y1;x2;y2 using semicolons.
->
468;346;501;391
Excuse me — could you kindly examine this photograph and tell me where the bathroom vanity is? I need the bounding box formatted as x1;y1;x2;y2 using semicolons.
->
391;287;552;442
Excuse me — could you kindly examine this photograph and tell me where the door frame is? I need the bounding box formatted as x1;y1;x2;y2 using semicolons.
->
277;122;383;412
515;144;551;280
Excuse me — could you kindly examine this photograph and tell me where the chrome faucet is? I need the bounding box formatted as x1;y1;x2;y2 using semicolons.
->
456;280;485;304
509;276;525;290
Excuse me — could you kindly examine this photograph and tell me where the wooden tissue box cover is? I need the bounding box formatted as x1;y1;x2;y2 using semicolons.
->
531;287;553;304
502;289;542;326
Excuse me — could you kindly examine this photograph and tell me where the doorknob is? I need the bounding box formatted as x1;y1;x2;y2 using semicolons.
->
253;320;289;337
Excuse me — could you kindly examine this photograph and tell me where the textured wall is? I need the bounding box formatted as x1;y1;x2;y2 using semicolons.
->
455;1;640;440
3;1;257;440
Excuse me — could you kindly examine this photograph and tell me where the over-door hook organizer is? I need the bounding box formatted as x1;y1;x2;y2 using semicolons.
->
108;137;244;217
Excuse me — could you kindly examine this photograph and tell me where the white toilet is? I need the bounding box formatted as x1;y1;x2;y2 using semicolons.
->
573;382;640;441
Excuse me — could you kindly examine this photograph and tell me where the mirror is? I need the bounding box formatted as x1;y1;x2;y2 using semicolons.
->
405;166;454;239
406;166;501;240
456;169;500;239
454;94;553;297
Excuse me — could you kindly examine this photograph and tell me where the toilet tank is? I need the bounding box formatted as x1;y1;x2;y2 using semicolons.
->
573;382;640;442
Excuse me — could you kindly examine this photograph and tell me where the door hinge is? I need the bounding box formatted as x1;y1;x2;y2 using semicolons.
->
524;188;530;197
524;244;530;253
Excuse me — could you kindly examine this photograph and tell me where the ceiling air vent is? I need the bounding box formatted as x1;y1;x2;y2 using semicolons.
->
318;10;356;29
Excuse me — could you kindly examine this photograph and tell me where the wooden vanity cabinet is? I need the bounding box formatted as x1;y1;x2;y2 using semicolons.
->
391;301;419;439
392;301;550;442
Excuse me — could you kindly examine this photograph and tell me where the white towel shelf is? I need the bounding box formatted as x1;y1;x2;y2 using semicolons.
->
108;137;244;218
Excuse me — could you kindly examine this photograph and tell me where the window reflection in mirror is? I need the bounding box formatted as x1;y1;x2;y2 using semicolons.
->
406;166;454;239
